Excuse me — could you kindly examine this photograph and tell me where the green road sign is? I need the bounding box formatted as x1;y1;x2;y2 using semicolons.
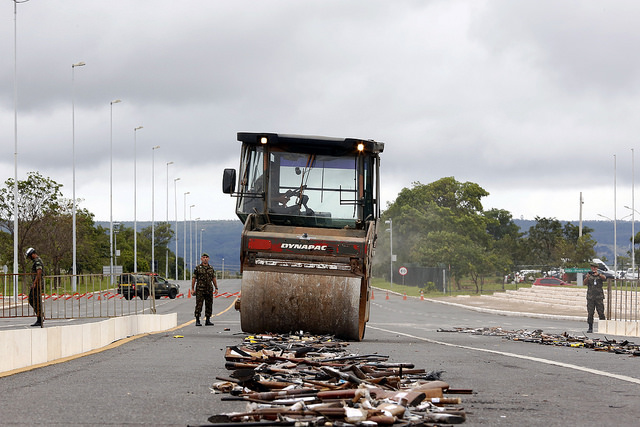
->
564;268;589;273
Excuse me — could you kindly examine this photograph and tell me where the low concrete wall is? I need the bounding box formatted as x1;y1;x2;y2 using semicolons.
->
0;313;177;374
598;319;640;337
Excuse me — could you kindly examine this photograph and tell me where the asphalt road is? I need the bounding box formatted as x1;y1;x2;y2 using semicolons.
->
2;278;639;426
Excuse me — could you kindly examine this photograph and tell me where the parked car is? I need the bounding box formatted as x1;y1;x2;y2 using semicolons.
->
626;268;639;279
532;277;571;286
117;273;180;300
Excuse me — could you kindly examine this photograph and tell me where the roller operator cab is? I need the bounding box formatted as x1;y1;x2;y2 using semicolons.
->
223;133;384;340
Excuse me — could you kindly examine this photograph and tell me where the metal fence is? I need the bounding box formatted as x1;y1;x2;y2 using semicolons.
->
0;273;185;321
606;279;640;322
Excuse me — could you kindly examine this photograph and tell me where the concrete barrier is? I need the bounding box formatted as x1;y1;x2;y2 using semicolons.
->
0;313;177;375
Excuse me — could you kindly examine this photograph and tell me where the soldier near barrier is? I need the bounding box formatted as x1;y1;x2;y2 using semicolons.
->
583;261;606;333
25;247;44;327
191;253;218;326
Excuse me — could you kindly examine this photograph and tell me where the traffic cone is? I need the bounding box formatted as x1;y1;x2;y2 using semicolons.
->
386;292;389;300
371;290;374;300
403;292;407;300
187;288;192;298
420;290;424;301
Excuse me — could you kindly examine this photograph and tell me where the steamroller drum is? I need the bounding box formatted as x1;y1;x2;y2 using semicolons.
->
240;270;366;340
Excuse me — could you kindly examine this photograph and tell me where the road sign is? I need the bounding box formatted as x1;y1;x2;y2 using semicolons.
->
398;266;408;276
565;268;589;273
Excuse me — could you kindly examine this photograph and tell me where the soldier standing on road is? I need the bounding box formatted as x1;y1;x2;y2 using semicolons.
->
583;261;607;333
25;247;44;327
191;253;218;326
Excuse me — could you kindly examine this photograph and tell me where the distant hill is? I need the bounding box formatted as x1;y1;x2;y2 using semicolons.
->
97;219;244;273
96;218;630;275
514;219;633;264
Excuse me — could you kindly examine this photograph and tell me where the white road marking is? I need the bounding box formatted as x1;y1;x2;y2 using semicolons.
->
369;325;640;386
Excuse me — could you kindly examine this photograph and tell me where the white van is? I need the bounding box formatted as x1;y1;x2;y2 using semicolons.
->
592;258;615;279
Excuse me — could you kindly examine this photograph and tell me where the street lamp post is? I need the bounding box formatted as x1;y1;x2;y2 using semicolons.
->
174;177;180;280
194;218;200;263
151;145;160;273
183;192;190;280
133;126;143;272
597;213;617;279
71;61;85;292
632;148;636;276
385;219;393;286
624;205;639;277
200;228;204;256
109;99;122;285
165;161;173;278
13;0;31;302
190;205;195;273
114;223;120;267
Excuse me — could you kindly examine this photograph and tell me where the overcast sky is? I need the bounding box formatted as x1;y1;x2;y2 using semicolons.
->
2;0;640;224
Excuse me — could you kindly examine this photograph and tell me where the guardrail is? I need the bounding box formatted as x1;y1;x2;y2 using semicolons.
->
0;273;183;321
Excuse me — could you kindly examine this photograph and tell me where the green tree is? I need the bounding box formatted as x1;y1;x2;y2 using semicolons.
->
0;172;64;271
138;222;175;274
524;217;596;268
378;177;508;290
524;216;564;265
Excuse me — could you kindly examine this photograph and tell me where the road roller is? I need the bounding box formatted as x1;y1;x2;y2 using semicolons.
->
223;132;384;340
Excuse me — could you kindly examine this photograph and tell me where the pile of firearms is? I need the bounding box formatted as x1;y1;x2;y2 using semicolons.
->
439;327;640;356
210;333;471;426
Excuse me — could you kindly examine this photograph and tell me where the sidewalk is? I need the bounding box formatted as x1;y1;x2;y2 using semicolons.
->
375;285;588;321
425;294;586;320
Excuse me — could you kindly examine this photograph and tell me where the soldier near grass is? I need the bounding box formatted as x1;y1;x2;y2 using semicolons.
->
583;261;607;333
191;253;218;326
25;247;44;327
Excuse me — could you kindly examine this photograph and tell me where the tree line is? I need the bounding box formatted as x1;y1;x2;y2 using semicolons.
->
373;177;607;291
0;172;182;277
1;173;628;287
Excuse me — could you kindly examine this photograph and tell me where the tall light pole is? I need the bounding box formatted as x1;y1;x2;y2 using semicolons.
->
190;204;195;273
614;154;618;278
165;161;173;278
578;192;584;286
183;191;190;280
385;218;393;286
13;0;30;301
633;148;636;276
174;177;180;280
200;228;204;256
194;217;200;261
109;99;122;284
151;145;160;273
598;213;617;277
113;223;120;267
133;126;143;272
71;61;85;291
624;205;639;277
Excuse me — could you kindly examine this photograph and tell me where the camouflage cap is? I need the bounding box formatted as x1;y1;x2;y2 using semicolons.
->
201;253;210;258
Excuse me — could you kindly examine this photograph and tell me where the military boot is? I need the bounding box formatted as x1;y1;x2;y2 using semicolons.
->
31;317;42;327
195;317;202;326
205;317;214;326
587;322;593;333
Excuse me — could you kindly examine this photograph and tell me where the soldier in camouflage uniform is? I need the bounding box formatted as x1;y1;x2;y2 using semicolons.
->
25;247;44;327
583;262;606;333
191;253;218;326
